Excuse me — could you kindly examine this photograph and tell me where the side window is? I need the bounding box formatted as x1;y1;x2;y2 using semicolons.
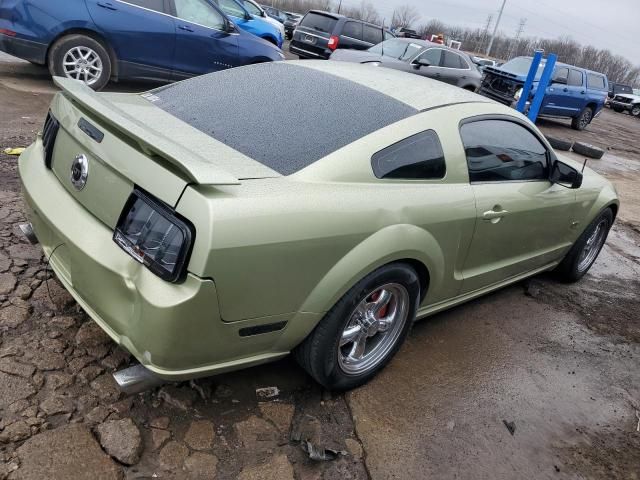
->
242;0;262;16
216;0;245;18
460;119;549;182
122;0;165;12
342;21;363;40
371;130;446;180
587;73;606;90
442;50;464;69
416;48;442;66
554;67;569;82
175;0;226;29
568;69;583;87
363;25;383;45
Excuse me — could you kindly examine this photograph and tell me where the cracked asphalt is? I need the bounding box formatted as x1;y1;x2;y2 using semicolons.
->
1;52;639;479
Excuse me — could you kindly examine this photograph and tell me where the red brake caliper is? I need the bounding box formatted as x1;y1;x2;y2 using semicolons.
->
370;290;389;318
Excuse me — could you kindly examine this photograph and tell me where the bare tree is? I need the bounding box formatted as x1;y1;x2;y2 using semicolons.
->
342;1;381;24
391;4;420;29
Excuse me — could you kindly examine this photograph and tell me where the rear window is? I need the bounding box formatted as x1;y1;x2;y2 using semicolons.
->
300;12;338;33
369;39;422;61
587;73;607;91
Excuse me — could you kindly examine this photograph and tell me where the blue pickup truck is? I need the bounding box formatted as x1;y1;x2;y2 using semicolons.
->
478;56;609;130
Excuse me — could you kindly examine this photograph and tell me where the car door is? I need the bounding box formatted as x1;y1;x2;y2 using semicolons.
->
543;68;584;116
459;117;578;293
85;0;175;79
439;50;469;86
408;47;443;80
170;0;239;78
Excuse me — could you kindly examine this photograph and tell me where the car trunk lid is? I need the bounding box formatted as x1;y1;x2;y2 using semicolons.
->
47;77;278;229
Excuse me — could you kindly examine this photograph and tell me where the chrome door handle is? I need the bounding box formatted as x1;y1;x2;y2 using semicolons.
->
482;208;509;220
179;25;194;32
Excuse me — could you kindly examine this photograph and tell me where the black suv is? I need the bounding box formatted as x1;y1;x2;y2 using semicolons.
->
290;10;394;60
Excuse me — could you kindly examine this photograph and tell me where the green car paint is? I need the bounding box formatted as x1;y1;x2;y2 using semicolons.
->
19;62;619;381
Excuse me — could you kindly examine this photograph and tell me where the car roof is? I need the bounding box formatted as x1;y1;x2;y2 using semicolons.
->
306;9;389;29
150;62;490;175
519;56;607;77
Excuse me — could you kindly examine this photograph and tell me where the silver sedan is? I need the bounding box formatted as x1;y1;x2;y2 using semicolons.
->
330;38;482;92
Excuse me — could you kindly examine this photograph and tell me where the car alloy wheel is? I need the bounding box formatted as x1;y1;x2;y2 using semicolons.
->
631;105;640;117
579;108;592;129
577;219;608;273
337;283;409;375
62;46;104;86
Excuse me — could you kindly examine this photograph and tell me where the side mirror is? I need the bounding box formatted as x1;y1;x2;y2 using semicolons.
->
550;160;582;189
552;76;567;85
413;58;430;69
225;20;237;33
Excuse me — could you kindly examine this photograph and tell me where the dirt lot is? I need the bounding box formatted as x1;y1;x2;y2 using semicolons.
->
0;54;639;480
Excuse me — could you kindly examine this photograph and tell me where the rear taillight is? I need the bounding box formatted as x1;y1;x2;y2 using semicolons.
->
0;29;17;37
114;189;195;283
42;112;60;169
328;35;339;51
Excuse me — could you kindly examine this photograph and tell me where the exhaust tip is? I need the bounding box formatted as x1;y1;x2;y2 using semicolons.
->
113;364;164;395
18;223;38;245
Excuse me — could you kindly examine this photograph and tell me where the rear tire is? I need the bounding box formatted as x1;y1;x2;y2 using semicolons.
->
571;106;593;130
294;263;420;391
612;105;624;113
631;104;640;117
48;34;111;91
555;208;613;282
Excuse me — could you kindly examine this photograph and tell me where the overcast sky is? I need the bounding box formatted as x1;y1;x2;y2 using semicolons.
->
338;0;640;65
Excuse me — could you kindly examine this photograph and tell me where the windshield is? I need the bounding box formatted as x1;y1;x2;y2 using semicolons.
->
499;57;547;80
241;0;262;16
369;39;422;61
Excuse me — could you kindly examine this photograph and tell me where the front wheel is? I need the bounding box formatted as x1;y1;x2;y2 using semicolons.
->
631;104;640;117
555;208;613;282
48;34;112;91
571;106;593;130
294;263;420;390
612;105;624;113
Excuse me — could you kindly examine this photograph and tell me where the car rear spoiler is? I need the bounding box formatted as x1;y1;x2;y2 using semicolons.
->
53;77;240;185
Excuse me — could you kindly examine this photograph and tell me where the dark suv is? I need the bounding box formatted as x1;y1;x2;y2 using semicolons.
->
290;10;393;60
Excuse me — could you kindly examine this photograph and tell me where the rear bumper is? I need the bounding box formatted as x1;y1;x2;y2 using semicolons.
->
19;139;296;380
289;42;329;59
0;33;47;64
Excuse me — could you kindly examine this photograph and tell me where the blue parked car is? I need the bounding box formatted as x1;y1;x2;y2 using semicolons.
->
0;0;284;90
212;0;283;48
478;56;609;130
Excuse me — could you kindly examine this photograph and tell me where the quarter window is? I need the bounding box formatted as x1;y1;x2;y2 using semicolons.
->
342;21;363;40
568;69;583;87
372;130;446;180
460;119;549;182
123;0;165;12
587;73;607;90
176;0;225;29
363;25;383;45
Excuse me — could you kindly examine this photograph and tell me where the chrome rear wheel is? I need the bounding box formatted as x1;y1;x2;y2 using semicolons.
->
338;283;410;375
577;219;607;272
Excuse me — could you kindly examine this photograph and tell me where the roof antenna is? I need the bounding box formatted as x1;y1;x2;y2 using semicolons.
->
581;158;588;173
381;20;385;59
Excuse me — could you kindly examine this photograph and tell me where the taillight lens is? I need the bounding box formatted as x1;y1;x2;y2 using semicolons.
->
328;35;339;50
0;29;17;37
114;190;195;283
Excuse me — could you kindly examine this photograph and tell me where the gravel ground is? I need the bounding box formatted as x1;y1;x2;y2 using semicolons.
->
0;53;639;480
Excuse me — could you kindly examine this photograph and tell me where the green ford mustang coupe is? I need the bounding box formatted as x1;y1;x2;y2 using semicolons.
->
19;62;618;390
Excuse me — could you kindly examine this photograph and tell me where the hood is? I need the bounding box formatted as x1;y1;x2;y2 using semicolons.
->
615;93;640;102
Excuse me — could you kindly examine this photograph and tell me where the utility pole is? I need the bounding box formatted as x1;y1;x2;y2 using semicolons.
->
485;0;506;57
476;14;493;53
508;18;527;59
